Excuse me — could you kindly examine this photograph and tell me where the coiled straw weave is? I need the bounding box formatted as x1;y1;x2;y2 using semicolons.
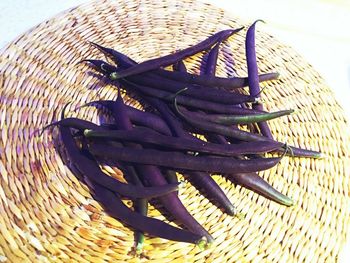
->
0;0;349;262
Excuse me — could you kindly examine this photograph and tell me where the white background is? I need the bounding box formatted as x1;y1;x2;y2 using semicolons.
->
0;0;349;261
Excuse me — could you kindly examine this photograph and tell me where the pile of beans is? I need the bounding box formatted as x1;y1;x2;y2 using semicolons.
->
42;21;321;252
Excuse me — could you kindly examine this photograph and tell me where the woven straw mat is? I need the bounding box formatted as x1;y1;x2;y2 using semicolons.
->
0;0;349;262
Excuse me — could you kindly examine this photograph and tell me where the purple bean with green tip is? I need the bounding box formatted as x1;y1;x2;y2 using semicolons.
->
177;105;294;125
227;172;294;206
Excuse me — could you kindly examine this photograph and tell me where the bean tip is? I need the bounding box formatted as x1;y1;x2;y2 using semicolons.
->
32;120;62;138
226;205;237;216
255;19;266;25
109;72;119;80
75;100;105;112
83;129;92;137
273;72;280;79
291;109;302;115
288;109;296;115
89;41;110;54
196;237;211;250
316;152;327;159
247;19;266;34
265;72;280;81
88;41;99;48
75;59;90;67
235;26;245;33
135;242;144;255
282;196;295;207
83;59;97;65
274;109;295;118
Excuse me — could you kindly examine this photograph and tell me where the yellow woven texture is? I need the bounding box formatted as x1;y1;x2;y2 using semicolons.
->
0;0;349;262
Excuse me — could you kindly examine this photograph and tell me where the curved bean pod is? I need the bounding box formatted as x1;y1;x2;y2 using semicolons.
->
91;42;279;89
88;142;283;174
90;180;207;246
177;105;294;125
109;28;244;79
83;128;281;156
79;100;172;135
227;172;294;206
245;20;274;139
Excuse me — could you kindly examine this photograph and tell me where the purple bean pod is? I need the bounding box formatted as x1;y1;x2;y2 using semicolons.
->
245;20;274;139
109;28;244;79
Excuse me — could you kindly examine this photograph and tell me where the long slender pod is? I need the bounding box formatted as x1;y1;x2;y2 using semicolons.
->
227;172;294;206
176;104;293;125
88;142;282;174
78;100;172;135
117;163;148;253
245;20;274;139
83;128;281;156
90;41;279;89
108;28;243;79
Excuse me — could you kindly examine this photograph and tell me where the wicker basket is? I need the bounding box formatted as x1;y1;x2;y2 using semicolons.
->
0;0;349;262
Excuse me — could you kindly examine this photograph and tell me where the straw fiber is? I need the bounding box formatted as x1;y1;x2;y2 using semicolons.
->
0;0;349;262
